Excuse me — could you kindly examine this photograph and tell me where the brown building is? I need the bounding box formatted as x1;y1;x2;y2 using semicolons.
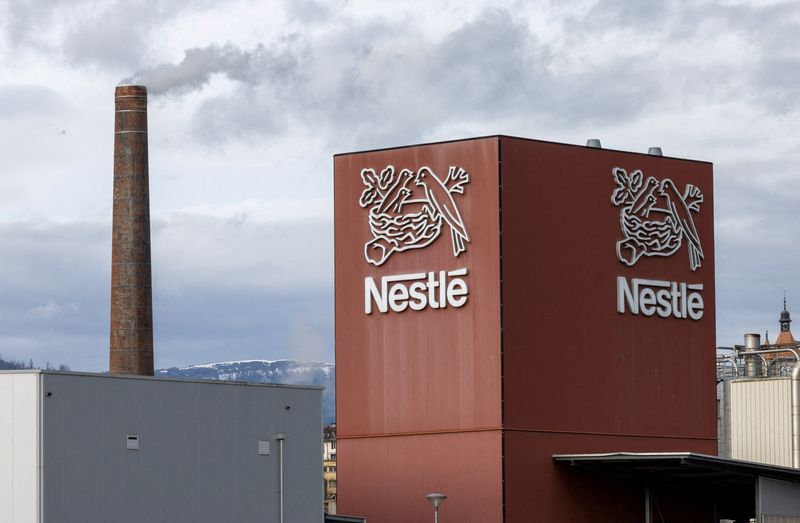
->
323;424;337;514
334;136;719;522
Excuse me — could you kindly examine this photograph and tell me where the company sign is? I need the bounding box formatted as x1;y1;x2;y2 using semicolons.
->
611;168;705;320
364;268;469;314
359;165;471;314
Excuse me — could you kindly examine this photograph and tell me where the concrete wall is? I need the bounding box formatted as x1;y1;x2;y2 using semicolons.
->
0;372;40;523
1;371;323;523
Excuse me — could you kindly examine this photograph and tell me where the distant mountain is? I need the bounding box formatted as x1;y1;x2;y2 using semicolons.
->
156;360;335;424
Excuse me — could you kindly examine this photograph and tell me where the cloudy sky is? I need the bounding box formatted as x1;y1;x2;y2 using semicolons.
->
0;0;798;371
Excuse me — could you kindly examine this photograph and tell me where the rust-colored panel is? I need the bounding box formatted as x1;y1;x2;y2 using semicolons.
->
504;430;717;522
500;137;716;440
335;136;718;522
334;138;501;437
338;431;503;523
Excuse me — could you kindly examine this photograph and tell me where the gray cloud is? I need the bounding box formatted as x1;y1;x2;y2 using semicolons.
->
4;0;800;362
151;206;333;366
155;288;332;368
0;207;333;371
0;84;75;118
283;0;339;23
0;219;110;370
3;0;216;70
121;8;554;147
116;6;707;148
1;0;63;51
565;0;800;115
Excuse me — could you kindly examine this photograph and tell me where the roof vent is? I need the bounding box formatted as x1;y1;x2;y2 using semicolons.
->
647;147;663;156
586;139;602;148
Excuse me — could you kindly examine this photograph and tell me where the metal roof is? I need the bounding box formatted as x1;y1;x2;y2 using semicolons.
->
553;452;800;488
0;369;324;390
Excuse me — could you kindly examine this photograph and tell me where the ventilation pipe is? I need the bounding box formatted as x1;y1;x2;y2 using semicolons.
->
743;333;762;377
793;362;800;468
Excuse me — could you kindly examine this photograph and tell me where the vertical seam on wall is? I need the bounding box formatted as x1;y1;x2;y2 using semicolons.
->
38;373;44;523
498;137;506;523
332;156;340;508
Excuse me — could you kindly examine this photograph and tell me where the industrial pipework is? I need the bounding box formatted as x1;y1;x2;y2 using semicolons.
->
109;85;154;376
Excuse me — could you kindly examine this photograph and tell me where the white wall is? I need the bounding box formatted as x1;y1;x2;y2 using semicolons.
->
0;372;40;523
729;378;793;467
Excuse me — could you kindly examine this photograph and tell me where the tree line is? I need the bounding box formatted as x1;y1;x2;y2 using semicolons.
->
0;354;69;371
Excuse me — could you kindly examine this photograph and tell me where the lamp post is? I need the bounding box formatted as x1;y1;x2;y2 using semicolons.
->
275;432;286;523
425;492;447;523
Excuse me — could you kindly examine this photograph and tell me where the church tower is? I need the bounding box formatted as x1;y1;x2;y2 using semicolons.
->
773;295;796;347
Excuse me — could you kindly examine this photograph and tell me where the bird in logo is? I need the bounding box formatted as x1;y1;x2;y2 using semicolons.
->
629;177;660;218
659;178;703;270
414;167;470;256
375;168;414;214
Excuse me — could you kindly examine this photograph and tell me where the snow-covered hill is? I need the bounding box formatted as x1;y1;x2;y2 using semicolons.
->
156;360;335;424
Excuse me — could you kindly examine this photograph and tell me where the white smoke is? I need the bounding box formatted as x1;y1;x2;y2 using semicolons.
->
122;40;302;96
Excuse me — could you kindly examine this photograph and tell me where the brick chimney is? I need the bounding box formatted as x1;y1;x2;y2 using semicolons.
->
110;85;154;375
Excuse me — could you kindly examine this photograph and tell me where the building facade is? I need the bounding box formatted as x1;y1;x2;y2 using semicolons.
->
0;371;323;523
334;136;717;522
323;423;337;514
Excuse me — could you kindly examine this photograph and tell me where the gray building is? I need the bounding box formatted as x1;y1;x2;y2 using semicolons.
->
0;370;323;523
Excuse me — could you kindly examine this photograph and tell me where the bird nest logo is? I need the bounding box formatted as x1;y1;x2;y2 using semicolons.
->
611;168;704;271
358;165;470;266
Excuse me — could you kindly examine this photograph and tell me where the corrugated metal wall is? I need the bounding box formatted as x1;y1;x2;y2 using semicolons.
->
729;378;793;467
0;372;40;523
763;517;800;523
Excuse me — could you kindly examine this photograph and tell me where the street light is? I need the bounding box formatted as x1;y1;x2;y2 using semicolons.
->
425;492;447;523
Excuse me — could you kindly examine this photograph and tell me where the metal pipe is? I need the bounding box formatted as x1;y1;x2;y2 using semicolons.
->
744;334;761;377
794;362;800;468
276;432;286;523
716;357;739;378
738;347;800;360
717;356;739;378
757;354;768;377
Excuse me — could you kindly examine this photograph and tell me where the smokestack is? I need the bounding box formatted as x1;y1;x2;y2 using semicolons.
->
110;85;154;375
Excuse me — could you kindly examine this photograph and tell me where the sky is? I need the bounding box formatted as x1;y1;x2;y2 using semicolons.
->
0;0;799;371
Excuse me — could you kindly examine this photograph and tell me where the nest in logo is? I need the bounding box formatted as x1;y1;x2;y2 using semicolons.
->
359;165;470;267
611;167;704;271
